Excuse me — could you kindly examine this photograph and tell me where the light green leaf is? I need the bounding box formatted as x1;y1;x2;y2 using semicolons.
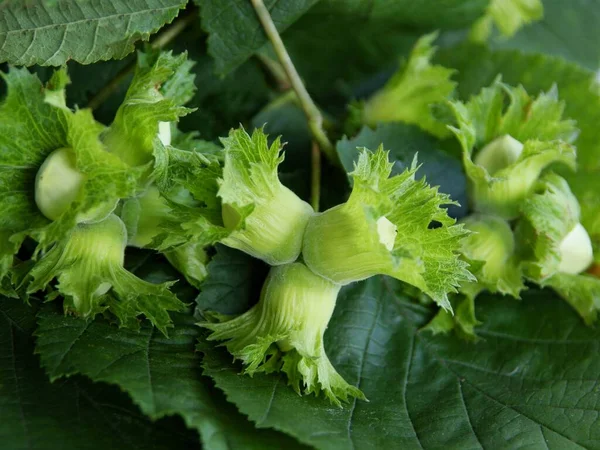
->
303;147;474;310
23;215;185;335
0;297;201;450
103;50;195;168
437;44;600;259
163;241;210;289
0;0;187;66
156;50;197;107
460;213;525;299
149;146;226;251
217;127;313;265
449;78;577;152
203;277;600;449
202;262;365;406
517;173;582;281
438;43;600;170
568;172;600;263
424;294;482;341
361;33;456;138
336;123;468;218
170;127;222;155
471;0;543;42
448;79;577;219
0;67;140;288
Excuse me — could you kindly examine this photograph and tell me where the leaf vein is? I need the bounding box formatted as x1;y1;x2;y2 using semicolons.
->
457;379;484;449
404;334;425;450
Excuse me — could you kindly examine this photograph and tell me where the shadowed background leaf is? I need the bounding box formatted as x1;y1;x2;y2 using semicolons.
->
0;297;201;450
33;249;306;450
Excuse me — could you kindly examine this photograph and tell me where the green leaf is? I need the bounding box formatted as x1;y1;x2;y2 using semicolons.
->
0;0;187;66
304;147;473;310
361;32;457;138
23;215;185;335
543;272;600;326
34;305;305;450
197;0;319;75
448;78;577;219
276;0;488;98
490;0;600;71
460;213;525;299
298;0;489;33
437;44;600;170
251;93;313;200
0;297;200;450
217;127;313;266
103;50;195;168
196;244;269;315
517;173;582;281
180;55;271;142
33;248;306;449
437;44;600;256
0;67;140;287
336;123;468;218
202;277;600;449
471;0;543;42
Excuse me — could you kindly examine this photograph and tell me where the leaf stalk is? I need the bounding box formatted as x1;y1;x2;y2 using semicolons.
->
250;0;341;173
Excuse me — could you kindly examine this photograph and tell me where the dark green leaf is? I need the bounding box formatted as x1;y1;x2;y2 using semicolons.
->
196;245;269;315
252;93;312;201
337;124;468;218
180;55;271;141
0;297;200;450
34;250;302;450
197;0;319;75
491;0;600;71
202;277;600;449
34;306;304;449
249;92;350;210
0;0;187;66
277;0;489;99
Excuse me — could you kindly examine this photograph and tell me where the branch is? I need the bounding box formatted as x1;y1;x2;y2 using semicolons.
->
310;141;321;211
256;53;290;91
87;10;197;111
250;0;340;168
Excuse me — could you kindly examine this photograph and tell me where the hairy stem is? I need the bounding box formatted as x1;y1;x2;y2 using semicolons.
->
250;0;340;168
311;141;321;211
87;11;197;111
